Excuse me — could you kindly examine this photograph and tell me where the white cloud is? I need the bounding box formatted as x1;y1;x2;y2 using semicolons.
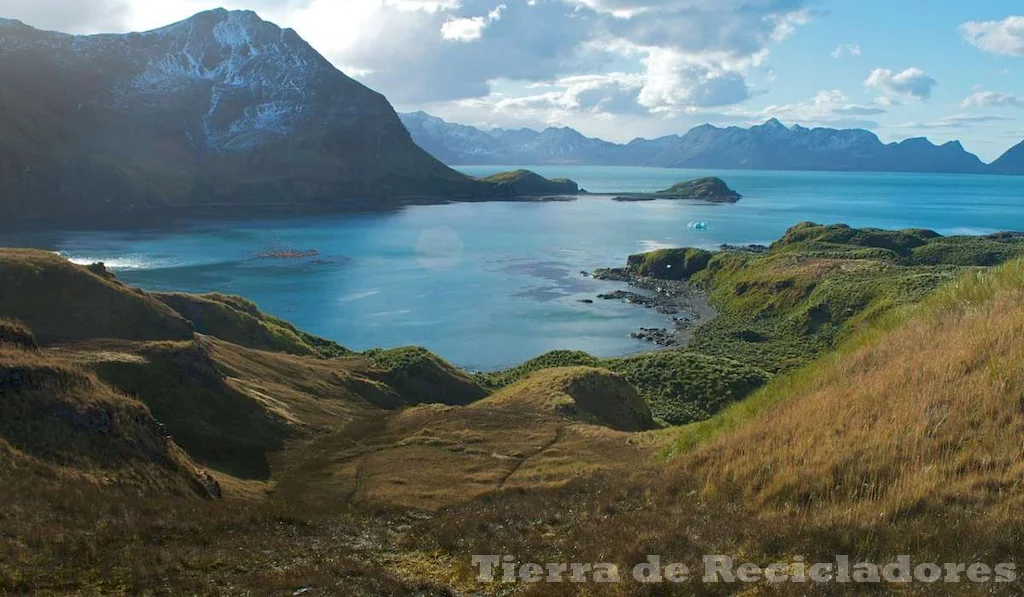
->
865;67;937;101
388;0;462;11
0;0;130;32
890;114;1016;132
458;72;647;119
728;89;885;129
961;16;1024;57
321;0;813;108
441;4;506;42
962;91;1021;108
637;48;752;112
0;0;815;135
831;43;861;59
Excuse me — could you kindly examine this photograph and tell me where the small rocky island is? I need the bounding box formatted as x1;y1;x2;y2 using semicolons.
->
256;249;320;259
480;169;581;197
612;177;741;203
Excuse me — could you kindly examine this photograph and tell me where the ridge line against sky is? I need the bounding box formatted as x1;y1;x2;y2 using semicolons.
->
400;111;1002;162
1;0;1022;160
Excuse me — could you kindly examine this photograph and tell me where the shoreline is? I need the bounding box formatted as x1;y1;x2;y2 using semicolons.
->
589;267;718;350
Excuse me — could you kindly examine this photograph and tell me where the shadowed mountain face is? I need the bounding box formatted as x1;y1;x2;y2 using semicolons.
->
0;10;484;227
991;140;1024;175
400;112;1000;174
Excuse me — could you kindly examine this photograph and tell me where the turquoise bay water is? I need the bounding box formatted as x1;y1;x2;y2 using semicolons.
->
3;166;1022;370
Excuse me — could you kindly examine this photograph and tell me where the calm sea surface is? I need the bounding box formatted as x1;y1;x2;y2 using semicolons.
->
4;166;1022;370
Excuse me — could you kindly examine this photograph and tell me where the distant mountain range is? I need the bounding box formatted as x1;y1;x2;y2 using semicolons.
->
400;111;1024;175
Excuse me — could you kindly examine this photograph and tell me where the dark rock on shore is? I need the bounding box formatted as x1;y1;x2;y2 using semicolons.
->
720;244;769;254
592;268;717;348
597;290;681;315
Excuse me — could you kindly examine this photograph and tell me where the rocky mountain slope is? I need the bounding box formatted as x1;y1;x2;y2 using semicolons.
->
0;10;491;228
401;112;1005;174
990;139;1024;174
400;111;622;165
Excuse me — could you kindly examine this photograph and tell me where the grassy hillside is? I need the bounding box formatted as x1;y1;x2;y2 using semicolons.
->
411;256;1024;595
365;346;490;406
268;366;657;511
480;169;580;195
0;342;216;497
154;292;350;358
679;257;1024;520
641;223;1024;374
90;339;296;480
483;223;1023;426
478;366;655;432
0;250;194;344
2;235;1023;595
482;350;768;426
0;318;36;350
0;250;352;357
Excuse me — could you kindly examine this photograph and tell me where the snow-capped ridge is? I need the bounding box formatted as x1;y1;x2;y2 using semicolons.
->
401;113;993;173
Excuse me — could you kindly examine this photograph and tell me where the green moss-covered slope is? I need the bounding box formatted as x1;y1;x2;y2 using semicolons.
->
628;223;1024;374
0;250;194;344
365;346;490;406
480;169;580;196
481;349;768;426
154;293;349;358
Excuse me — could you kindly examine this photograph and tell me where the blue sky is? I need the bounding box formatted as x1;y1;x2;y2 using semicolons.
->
3;0;1023;160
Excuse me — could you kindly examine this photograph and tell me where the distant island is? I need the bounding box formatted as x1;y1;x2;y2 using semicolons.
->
479;169;580;196
400;111;1024;175
612;177;741;203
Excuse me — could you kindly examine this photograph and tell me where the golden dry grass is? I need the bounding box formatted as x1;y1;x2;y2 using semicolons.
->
476;367;655;431
0;345;214;496
682;260;1024;527
265;368;658;511
0;249;194;344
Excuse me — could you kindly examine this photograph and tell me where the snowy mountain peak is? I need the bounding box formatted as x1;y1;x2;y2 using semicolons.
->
0;11;469;224
758;118;788;130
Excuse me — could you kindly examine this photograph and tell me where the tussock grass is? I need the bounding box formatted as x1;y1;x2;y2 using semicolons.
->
4;235;1024;595
409;259;1024;596
0;317;36;350
155;292;350;358
0;345;214;496
365;346;490;406
670;257;1024;529
482;350;769;426
478;366;655;432
91;339;295;480
668;256;1024;457
0;249;194;344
